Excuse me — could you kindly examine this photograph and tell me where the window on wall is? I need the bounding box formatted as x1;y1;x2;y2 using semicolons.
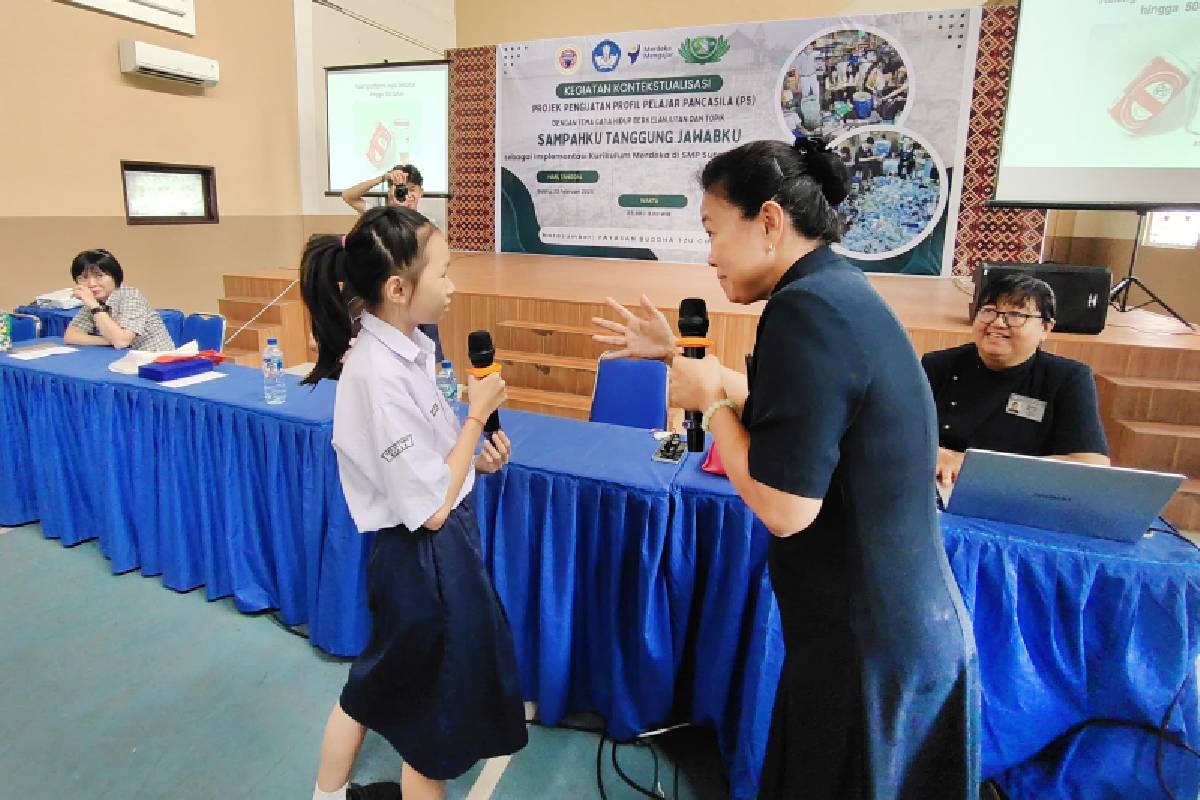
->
121;161;218;225
1146;211;1200;249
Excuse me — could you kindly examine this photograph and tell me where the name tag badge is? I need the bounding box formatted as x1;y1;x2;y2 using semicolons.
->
1006;393;1046;423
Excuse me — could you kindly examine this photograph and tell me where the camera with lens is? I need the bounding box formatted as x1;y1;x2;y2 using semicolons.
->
391;182;408;202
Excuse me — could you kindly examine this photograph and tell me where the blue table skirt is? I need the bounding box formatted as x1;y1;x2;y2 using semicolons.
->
992;725;1200;799
941;513;1200;783
16;304;186;345
0;341;371;657
467;408;687;737
670;464;783;800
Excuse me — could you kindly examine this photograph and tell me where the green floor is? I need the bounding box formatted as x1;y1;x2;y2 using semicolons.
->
0;525;727;799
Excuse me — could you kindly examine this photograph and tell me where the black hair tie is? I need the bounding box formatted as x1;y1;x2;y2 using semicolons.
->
792;135;848;207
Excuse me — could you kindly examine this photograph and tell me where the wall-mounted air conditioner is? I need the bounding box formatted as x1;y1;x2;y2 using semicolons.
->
118;39;219;87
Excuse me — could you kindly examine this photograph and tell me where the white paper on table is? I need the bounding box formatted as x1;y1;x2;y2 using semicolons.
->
35;288;82;309
160;371;228;388
6;345;78;360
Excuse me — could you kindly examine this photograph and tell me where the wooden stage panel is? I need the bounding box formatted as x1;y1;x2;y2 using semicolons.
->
444;252;1200;378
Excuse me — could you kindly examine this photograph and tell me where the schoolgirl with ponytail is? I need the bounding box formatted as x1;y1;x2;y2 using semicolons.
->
302;205;527;800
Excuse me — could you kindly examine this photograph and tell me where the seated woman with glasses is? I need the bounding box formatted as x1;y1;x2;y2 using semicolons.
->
63;249;175;352
921;273;1109;488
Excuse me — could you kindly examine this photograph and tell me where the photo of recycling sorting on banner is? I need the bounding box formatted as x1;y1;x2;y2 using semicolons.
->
779;29;911;140
497;10;981;274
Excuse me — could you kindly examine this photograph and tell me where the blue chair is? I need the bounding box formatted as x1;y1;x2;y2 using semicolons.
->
156;308;185;347
7;312;40;343
180;313;226;352
589;357;669;430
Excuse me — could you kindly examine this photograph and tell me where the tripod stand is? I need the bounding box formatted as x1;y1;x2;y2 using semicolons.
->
1109;210;1194;330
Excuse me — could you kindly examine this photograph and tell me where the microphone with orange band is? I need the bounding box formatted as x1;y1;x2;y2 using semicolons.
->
467;330;502;435
678;298;711;453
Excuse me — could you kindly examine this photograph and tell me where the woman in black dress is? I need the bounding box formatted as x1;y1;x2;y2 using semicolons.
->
596;139;979;799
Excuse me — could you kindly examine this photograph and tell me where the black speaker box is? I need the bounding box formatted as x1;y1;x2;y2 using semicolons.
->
970;262;1112;335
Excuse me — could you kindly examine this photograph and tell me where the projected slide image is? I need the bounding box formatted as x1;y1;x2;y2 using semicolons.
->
994;0;1199;205
343;93;423;179
326;64;449;194
779;29;910;140
358;106;414;172
1084;22;1200;162
832;128;945;258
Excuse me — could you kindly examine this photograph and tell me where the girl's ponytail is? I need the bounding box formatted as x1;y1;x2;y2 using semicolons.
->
300;234;352;385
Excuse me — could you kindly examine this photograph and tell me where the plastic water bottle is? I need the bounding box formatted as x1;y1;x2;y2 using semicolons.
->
0;314;11;353
436;360;458;405
263;337;286;405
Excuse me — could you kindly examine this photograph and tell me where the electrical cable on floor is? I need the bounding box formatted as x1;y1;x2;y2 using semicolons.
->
1039;669;1199;800
530;717;685;798
610;736;663;798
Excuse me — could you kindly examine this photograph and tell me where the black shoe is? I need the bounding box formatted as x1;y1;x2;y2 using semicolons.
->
348;781;402;800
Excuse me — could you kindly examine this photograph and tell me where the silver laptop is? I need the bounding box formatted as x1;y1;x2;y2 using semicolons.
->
944;449;1185;543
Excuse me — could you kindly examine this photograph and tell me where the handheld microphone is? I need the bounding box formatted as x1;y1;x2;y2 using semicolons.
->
677;298;711;453
467;330;502;435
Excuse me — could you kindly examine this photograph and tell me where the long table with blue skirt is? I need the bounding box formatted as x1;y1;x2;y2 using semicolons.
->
14;304;186;344
0;339;371;656
4;341;1200;799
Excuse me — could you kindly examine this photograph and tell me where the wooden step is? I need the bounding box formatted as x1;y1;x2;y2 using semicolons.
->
505;386;591;420
217;296;299;327
1163;479;1200;533
495;350;597;372
497;319;609;359
227;321;285;354
222;271;301;301
1111;420;1200;475
1096;375;1200;426
495;349;597;395
498;320;597;336
222;346;260;368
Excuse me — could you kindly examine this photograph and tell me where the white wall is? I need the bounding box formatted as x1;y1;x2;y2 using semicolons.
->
293;0;456;228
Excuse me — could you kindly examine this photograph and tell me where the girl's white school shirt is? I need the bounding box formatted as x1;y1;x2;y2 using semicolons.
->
331;311;474;533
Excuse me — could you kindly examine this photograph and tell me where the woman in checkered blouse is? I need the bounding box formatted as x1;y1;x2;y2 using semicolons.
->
63;249;174;352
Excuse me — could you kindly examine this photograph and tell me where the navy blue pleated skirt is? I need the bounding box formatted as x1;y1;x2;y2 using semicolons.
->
340;496;528;780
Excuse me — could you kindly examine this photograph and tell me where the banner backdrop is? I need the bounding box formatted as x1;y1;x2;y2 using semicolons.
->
496;10;982;274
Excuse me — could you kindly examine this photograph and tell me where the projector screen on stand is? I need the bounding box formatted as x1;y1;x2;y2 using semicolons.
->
992;0;1200;209
325;61;450;196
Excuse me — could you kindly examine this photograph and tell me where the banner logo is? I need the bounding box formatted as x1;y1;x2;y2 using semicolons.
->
556;46;581;75
628;45;642;64
592;39;622;72
679;35;730;65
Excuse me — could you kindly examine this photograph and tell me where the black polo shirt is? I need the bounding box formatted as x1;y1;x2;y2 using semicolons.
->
921;343;1108;457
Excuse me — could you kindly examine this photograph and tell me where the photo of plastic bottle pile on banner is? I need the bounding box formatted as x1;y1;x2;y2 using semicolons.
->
830;127;947;258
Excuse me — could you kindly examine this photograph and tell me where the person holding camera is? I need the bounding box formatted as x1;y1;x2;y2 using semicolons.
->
341;165;424;214
339;165;440;359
